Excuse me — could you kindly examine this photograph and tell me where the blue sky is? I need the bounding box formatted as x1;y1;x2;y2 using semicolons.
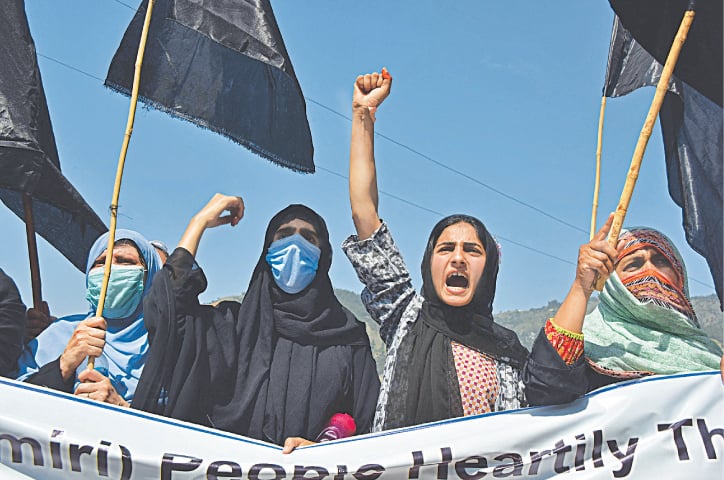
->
2;0;718;318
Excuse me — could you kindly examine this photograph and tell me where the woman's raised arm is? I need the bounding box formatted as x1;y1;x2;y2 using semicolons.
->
349;69;392;240
553;213;616;333
177;193;245;257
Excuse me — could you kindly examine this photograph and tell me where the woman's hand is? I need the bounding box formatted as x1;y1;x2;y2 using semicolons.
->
75;369;129;407
25;301;55;342
192;193;245;230
353;68;392;118
59;316;106;381
282;437;317;454
574;213;617;297
552;214;617;335
178;193;245;257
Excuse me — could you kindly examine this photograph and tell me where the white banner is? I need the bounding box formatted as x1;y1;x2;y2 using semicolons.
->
0;372;722;479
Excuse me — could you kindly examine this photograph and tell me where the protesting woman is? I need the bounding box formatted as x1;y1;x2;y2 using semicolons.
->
523;219;723;405
342;70;529;432
133;195;380;447
17;230;161;406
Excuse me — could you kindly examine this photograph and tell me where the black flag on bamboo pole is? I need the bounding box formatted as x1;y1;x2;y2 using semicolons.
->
0;0;108;272
105;0;314;173
604;0;723;307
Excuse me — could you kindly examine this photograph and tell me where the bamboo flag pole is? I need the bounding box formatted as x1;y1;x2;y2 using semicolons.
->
590;96;607;240
90;0;156;370
22;194;43;309
594;8;695;291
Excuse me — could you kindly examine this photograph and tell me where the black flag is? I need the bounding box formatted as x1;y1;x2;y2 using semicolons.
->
0;0;107;272
604;0;723;307
105;0;314;173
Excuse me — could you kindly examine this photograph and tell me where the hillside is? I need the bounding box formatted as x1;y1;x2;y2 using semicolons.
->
213;290;723;375
496;295;723;349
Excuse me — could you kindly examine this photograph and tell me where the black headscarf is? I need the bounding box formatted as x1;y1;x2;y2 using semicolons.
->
252;205;371;347
135;205;377;444
386;215;528;428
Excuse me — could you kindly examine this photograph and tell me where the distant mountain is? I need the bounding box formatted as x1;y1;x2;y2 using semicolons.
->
494;294;723;351
333;289;387;375
691;295;724;346
213;290;723;375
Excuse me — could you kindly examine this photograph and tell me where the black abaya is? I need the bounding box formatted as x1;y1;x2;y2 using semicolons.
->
134;206;380;445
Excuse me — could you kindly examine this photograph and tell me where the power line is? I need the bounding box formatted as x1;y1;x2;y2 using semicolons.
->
317;166;444;217
106;1;589;237
689;277;716;289
310;103;715;287
318;166;576;266
38;51;583;241
305;98;589;235
35;50;715;290
37;54;104;82
110;0;137;11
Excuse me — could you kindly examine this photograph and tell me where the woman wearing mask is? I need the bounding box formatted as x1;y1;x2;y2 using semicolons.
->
133;195;380;448
342;70;529;432
16;230;161;406
523;220;723;405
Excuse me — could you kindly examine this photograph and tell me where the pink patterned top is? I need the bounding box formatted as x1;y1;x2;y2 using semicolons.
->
451;341;499;416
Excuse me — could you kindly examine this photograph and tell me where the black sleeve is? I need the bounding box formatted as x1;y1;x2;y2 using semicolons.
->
142;247;207;344
0;268;27;377
24;357;75;393
134;247;212;414
351;345;382;434
523;327;590;406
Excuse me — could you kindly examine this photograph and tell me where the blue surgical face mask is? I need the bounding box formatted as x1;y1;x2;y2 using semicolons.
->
265;233;321;294
86;265;145;319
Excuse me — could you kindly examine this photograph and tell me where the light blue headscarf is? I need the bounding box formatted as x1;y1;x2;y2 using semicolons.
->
16;229;161;401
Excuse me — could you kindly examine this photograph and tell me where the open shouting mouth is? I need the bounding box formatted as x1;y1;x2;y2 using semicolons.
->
446;272;469;290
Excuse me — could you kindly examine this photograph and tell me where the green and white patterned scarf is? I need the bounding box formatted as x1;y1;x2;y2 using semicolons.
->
583;272;722;375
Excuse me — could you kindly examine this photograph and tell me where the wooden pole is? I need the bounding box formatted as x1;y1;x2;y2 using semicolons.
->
594;8;695;291
90;0;155;369
590;96;607;240
22;194;43;309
